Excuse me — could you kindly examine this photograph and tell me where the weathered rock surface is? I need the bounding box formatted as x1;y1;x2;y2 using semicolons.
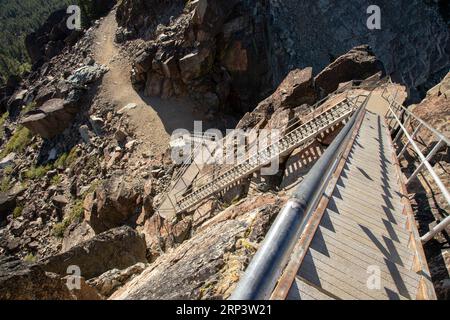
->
236;67;315;130
0;257;101;300
62;221;96;252
110;196;283;300
315;45;384;95
84;176;142;233
128;0;274;113
40;226;147;279
20;98;78;139
87;262;147;297
67;64;109;86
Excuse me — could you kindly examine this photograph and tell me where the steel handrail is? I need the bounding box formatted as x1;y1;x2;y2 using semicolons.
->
383;92;450;243
173;96;362;205
230;90;371;300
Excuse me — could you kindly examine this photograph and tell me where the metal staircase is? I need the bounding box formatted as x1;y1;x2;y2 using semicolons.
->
167;94;368;215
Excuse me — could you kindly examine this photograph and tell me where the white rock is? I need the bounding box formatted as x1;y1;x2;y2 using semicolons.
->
117;103;138;114
0;152;16;169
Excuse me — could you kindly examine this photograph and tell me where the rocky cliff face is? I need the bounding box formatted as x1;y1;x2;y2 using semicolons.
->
124;0;448;116
269;0;450;102
0;0;448;300
126;0;275;114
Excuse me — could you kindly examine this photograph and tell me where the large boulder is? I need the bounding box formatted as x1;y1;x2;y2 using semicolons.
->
315;45;385;95
271;67;317;108
87;262;147;298
236;67;316;130
111;197;282;300
40;226;147;280
84;176;142;233
20;99;78;139
0;257;101;300
67;64;109;86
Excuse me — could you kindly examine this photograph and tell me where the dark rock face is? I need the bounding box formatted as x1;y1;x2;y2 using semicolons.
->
0;187;24;224
0;192;18;222
269;0;450;101
0;257;101;300
84;176;142;233
40;226;147;280
315;45;384;95
116;0;183;39
236;46;383;130
20;99;79;139
0;75;22;114
25;9;83;68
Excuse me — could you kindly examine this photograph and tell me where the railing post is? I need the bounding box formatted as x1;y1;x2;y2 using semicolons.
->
393;114;411;144
397;123;423;158
406;139;445;185
421;215;450;243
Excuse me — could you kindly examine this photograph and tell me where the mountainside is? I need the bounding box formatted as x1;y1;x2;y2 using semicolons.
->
0;0;448;300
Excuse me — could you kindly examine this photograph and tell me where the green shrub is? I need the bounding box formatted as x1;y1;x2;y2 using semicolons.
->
25;164;52;180
23;253;36;263
3;165;14;175
0;126;32;158
20;102;36;115
0;112;9;128
65;147;79;168
50;174;62;185
53;146;79;169
13;206;23;218
0;176;11;192
54;153;68;168
52;199;84;238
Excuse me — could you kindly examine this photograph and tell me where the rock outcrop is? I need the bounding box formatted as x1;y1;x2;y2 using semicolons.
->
110;196;283;300
84;176;143;233
20;99;79;139
20;64;107;139
237;67;316;130
236;46;382;131
269;0;450;101
40;226;147;279
128;0;274;113
315;45;384;95
87;262;147;297
0;257;101;300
